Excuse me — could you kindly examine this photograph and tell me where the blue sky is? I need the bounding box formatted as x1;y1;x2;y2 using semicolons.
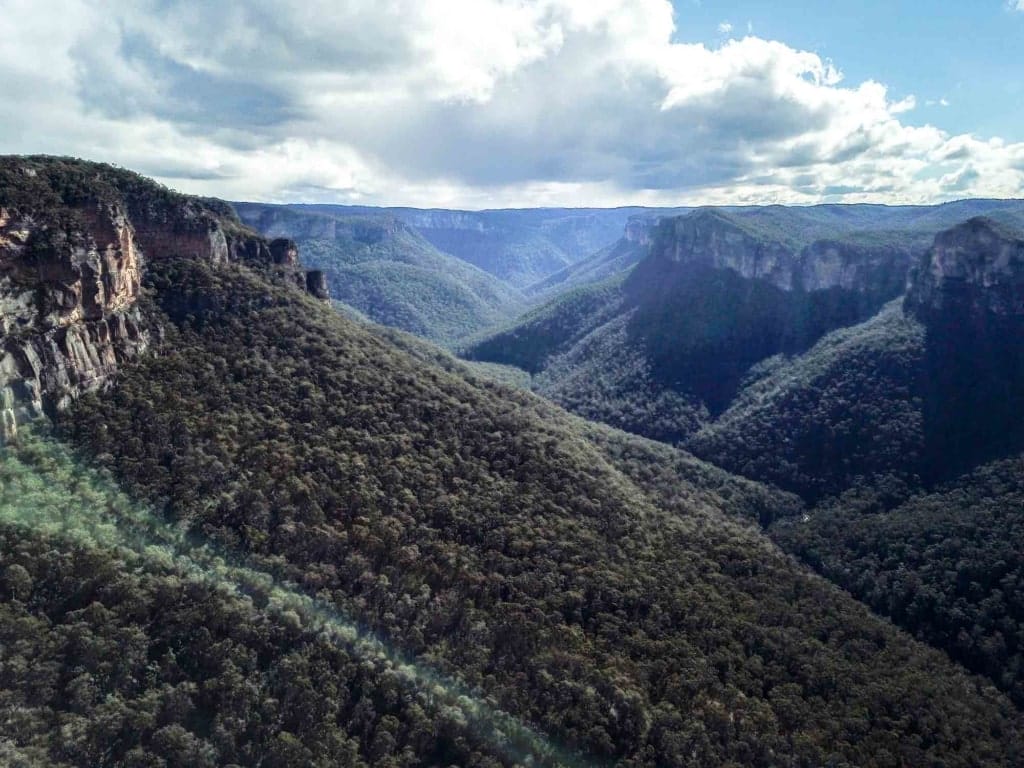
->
0;0;1022;207
674;0;1024;140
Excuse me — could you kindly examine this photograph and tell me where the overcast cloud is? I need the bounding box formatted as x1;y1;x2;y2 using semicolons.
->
2;0;1022;206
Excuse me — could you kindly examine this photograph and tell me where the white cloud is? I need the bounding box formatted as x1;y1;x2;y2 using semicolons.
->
0;0;1021;207
718;21;733;34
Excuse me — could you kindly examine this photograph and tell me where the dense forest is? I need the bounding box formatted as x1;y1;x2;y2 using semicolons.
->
689;302;928;503
2;431;543;768
774;454;1024;708
46;252;1024;766
5;158;1024;766
234;204;527;345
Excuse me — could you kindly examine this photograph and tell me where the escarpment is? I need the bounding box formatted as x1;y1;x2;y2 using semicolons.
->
904;217;1024;478
622;210;915;413
906;216;1024;320
649;209;799;288
0;156;327;441
0;198;149;440
648;208;913;295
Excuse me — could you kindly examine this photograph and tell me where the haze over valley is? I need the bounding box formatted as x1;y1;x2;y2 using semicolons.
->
4;2;1024;766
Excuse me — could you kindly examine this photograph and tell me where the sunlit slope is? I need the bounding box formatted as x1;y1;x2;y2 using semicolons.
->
0;430;576;767
50;255;1024;766
236;204;527;344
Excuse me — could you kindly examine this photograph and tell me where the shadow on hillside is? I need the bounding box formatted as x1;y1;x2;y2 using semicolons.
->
625;262;902;415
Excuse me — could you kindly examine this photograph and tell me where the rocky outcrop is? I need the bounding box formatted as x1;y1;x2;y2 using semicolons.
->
906;217;1024;319
623;215;654;246
0;199;149;440
903;218;1024;481
0;156;330;441
653;210;798;289
305;270;330;301
651;209;913;296
270;237;298;266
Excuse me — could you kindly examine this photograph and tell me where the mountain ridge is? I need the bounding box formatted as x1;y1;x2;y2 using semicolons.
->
235;202;526;344
4;158;1024;765
0;156;328;442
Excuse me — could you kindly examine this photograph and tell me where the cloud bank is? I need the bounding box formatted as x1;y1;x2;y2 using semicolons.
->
1;0;1022;207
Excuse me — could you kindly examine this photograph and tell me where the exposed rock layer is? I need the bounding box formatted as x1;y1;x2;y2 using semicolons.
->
906;216;1024;319
0;157;328;441
0;199;149;439
652;209;913;295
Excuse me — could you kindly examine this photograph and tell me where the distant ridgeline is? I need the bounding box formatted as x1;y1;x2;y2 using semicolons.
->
466;201;1024;494
4;158;1024;766
234;202;530;345
256;202;690;289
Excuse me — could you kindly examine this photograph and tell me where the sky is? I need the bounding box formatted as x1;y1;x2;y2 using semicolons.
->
1;0;1023;208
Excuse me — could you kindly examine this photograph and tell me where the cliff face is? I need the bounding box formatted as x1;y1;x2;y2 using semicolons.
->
904;217;1024;481
0;199;149;440
0;157;328;441
651;209;913;295
906;216;1024;319
623;211;916;414
653;210;798;289
798;239;911;295
622;215;654;246
234;203;407;246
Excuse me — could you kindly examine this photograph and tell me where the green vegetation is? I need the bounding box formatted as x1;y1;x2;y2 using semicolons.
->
235;205;527;345
528;233;649;296
0;429;569;767
0;156;181;217
463;276;627;373
466;201;1024;458
774;453;1024;708
717;200;1024;251
459;361;533;390
534;312;709;444
283;205;674;289
682;288;1024;708
689;302;927;503
40;253;1024;765
8;159;1024;766
465;209;914;442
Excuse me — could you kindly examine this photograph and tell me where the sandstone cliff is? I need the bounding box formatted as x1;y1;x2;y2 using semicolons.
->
651;208;913;295
906;216;1024;319
653;209;798;288
0;156;328;441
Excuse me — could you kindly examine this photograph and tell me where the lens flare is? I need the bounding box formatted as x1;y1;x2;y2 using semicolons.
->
0;428;595;768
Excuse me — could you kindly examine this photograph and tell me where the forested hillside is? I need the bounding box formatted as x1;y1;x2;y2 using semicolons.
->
685;216;1024;709
466;207;922;441
235;203;526;344
468;207;1024;479
692;216;1024;501
5;159;1024;767
276;204;687;288
54;253;1024;766
773;453;1024;708
689;302;928;502
527;217;655;295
